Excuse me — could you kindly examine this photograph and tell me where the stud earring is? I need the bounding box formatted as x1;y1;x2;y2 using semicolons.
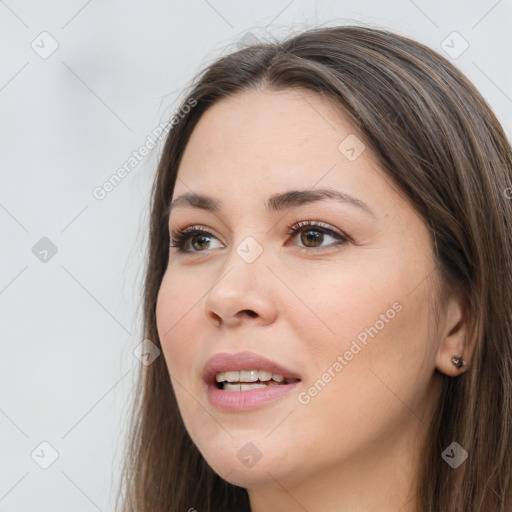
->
451;356;466;369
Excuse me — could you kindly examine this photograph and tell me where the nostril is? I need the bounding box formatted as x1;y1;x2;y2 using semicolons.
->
241;309;258;318
206;311;222;326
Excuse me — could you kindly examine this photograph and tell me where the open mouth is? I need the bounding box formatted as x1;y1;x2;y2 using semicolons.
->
215;369;301;391
203;351;302;409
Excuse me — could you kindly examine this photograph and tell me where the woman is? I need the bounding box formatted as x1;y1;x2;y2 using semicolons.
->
117;25;512;511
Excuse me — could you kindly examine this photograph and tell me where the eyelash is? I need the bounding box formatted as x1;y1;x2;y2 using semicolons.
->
169;220;350;254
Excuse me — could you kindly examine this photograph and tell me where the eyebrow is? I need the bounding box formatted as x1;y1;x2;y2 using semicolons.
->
167;188;375;217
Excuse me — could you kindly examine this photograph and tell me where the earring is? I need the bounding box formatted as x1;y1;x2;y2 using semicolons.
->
451;356;466;369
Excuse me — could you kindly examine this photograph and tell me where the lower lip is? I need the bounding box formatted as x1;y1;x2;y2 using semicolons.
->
206;381;301;411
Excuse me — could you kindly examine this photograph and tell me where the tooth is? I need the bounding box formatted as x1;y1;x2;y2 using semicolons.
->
258;370;272;381
240;383;267;391
217;369;290;384
223;383;242;392
239;370;259;382
224;371;240;382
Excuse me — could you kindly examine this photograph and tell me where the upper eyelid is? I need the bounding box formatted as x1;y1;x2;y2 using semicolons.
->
170;221;341;237
170;221;349;248
289;220;341;233
171;224;223;242
287;221;351;243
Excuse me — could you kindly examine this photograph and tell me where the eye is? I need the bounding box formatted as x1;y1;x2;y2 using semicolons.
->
286;220;349;251
170;225;224;253
169;221;350;254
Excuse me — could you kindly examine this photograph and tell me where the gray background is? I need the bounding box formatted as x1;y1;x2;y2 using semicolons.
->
1;1;511;510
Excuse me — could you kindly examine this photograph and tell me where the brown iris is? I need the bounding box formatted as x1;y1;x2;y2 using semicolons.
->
301;229;323;247
191;235;211;251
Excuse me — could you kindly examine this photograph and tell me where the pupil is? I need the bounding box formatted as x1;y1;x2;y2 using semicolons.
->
192;235;210;251
301;229;323;247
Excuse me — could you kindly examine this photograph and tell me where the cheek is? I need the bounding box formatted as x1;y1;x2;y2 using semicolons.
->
294;251;438;409
278;254;414;366
338;246;436;424
155;272;211;442
155;272;202;379
293;295;436;459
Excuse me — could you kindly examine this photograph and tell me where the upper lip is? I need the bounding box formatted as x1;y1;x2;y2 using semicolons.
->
203;351;302;384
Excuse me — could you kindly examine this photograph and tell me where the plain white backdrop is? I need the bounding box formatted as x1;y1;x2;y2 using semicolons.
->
1;1;511;510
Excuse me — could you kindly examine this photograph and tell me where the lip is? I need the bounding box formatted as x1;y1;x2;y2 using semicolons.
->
203;351;302;412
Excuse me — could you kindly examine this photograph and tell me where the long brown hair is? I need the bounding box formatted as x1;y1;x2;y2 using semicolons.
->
116;25;512;511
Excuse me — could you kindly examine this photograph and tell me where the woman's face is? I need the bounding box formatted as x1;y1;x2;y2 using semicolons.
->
156;88;447;498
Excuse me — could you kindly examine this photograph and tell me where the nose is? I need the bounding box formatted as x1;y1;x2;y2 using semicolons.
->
203;246;278;328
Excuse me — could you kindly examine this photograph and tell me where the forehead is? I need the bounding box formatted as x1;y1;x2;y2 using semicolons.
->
171;87;413;226
176;88;370;187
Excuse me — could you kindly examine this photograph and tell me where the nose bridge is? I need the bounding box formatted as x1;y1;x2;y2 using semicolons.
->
203;233;276;325
212;233;268;297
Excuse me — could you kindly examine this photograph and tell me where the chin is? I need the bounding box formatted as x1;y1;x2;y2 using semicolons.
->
212;459;287;488
198;440;300;489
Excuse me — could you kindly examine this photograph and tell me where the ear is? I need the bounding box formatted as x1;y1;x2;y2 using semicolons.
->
435;290;476;377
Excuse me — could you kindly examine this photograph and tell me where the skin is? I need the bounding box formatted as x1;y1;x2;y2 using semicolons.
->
156;87;473;512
